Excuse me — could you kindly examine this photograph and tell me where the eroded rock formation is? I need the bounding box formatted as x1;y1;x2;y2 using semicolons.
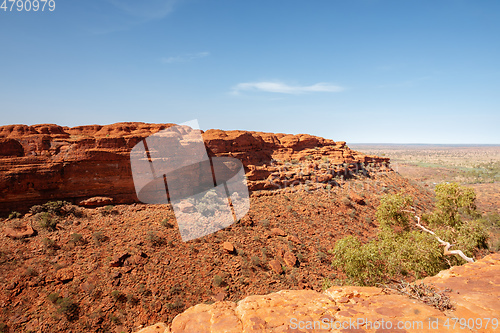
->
0;123;388;213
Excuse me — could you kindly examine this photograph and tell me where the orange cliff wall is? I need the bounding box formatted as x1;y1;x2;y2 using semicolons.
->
0;122;389;213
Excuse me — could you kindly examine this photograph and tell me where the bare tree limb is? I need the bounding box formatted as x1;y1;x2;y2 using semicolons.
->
402;209;474;263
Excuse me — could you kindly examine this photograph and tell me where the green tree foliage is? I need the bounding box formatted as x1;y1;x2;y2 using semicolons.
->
428;183;478;228
332;183;488;286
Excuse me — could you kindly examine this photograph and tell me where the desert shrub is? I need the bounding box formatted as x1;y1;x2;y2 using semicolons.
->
375;194;413;232
316;251;328;263
111;290;126;302
213;275;223;287
167;299;184;310
427;183;478;228
161;218;174;228
321;278;332;291
0;323;7;333
333;184;487;285
251;256;261;267
92;231;106;245
8;211;21;219
126;293;139;305
69;233;85;245
147;231;164;247
56;297;79;320
109;313;121;324
30;200;82;217
260;219;270;228
42;237;57;250
48;292;60;303
38;212;58;231
25;266;38;277
331;236;384;286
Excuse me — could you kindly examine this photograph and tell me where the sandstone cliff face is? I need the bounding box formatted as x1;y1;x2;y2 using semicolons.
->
140;253;500;333
0;123;388;214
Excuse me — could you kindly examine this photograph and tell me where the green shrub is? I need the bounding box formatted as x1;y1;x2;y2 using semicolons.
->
56;297;79;320
38;212;58;231
92;231;106;245
48;292;60;303
333;184;489;286
213;275;223;287
147;231;164;247
30;201;81;217
70;233;84;245
8;211;21;219
251;256;261;267
428;183;478;228
161;218;174;228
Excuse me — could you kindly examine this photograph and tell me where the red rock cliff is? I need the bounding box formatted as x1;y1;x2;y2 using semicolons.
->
0;122;388;213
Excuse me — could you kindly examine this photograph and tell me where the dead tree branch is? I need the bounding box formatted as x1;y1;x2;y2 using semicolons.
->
402;209;474;263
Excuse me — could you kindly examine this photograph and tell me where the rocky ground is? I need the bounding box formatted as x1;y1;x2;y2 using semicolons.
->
0;170;461;333
140;253;500;333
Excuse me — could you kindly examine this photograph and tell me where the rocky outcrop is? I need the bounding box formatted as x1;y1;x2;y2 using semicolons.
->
0;123;388;214
140;253;500;333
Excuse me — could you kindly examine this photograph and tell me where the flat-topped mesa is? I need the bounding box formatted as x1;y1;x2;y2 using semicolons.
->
0;122;389;213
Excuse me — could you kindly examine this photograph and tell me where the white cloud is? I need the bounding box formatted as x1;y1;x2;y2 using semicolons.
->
161;51;210;63
232;81;344;94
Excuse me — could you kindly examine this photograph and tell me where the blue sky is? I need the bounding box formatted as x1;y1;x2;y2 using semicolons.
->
1;0;499;143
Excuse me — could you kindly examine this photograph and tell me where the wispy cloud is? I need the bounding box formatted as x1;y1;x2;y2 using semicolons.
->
161;51;210;64
232;81;344;95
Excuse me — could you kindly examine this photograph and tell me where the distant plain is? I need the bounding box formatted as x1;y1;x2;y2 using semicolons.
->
350;144;500;214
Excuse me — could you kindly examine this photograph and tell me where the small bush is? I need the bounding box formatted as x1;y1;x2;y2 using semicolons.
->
161;218;174;228
8;211;21;219
92;231;106;245
30;201;81;217
167;299;184;310
147;231;164;247
38;212;58;231
70;233;84;245
213;275;223;287
56;297;79;320
42;237;57;250
126;293;139;305
251;256;261;267
261;219;270;229
48;292;60;303
321;278;332;291
111;290;126;302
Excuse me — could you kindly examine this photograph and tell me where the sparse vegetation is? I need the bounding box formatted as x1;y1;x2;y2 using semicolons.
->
8;211;21;219
213;275;223;287
332;183;489;286
161;218;174;228
147;231;164;247
38;212;58;231
56;297;79;320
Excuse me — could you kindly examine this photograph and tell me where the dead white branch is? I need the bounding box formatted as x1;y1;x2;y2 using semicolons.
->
402;209;474;263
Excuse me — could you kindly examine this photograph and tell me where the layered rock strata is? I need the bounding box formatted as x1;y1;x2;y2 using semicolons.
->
0;123;388;213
